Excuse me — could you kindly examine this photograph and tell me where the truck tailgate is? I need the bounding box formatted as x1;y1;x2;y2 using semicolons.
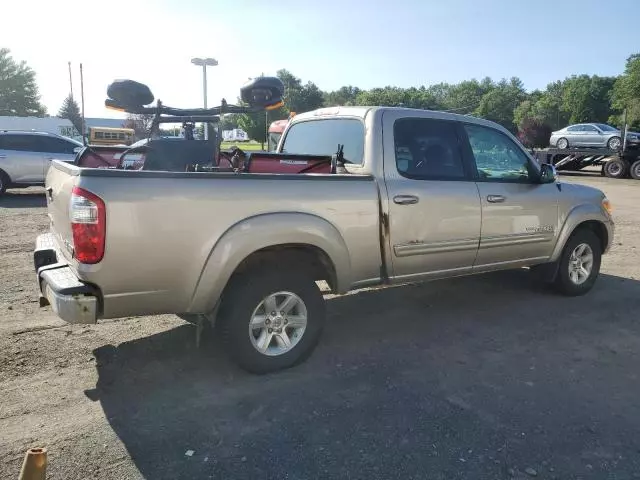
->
44;162;78;265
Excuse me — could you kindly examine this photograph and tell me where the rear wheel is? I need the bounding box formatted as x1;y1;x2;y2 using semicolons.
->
0;170;9;196
217;264;326;374
552;228;602;296
630;159;640;180
556;138;569;149
603;158;628;178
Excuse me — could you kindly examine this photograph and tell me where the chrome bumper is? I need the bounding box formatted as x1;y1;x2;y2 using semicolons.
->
34;233;99;324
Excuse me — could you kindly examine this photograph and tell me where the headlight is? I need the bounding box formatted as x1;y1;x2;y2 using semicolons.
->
602;197;613;216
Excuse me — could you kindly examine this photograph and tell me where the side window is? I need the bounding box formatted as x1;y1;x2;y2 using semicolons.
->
393;118;466;180
37;137;78;155
464;124;535;182
567;125;581;132
0;134;39;152
583;125;598;132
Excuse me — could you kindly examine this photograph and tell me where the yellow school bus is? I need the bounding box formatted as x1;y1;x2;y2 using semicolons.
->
88;126;135;146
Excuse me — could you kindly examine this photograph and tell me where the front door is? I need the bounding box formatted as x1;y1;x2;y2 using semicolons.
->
382;112;482;282
460;123;559;268
581;125;602;146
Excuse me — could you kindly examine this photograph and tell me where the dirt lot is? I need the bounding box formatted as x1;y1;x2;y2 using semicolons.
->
1;173;640;480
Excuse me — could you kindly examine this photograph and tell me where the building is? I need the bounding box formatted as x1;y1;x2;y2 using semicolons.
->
0;115;128;142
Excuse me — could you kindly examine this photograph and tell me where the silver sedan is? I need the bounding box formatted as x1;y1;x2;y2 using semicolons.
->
549;123;640;151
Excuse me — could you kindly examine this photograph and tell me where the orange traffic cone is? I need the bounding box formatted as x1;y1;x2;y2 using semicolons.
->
18;447;47;480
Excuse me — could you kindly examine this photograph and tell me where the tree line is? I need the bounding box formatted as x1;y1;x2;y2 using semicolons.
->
234;54;640;148
1;47;639;148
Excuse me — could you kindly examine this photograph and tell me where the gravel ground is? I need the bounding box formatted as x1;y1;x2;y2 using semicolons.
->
1;173;640;480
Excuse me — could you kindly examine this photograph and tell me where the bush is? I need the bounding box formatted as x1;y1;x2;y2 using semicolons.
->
518;118;552;148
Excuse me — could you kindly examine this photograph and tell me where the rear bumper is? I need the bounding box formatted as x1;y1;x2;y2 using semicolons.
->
34;233;99;324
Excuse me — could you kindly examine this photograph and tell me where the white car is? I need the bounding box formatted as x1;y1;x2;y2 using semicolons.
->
0;130;83;195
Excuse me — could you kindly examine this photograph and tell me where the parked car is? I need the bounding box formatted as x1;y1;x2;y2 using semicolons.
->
0;130;83;195
549;123;640;151
34;106;614;374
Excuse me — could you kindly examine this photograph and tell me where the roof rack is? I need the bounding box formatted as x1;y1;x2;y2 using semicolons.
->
0;129;52;134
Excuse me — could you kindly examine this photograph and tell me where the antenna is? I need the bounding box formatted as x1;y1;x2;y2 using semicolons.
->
68;61;74;99
79;63;87;146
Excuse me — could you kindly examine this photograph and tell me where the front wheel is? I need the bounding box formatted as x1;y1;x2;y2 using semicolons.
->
217;266;326;374
607;136;622;151
552;228;602;296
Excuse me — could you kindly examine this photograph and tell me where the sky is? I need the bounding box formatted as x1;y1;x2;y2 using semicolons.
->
1;0;639;119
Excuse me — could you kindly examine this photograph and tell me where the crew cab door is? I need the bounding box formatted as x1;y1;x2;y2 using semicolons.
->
382;112;482;281
459;123;559;269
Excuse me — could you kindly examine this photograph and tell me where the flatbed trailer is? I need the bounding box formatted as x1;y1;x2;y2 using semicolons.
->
533;147;640;180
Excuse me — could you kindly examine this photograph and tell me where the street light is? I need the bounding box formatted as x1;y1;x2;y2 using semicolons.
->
191;57;218;140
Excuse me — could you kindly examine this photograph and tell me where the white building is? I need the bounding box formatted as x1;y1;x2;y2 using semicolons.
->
0;116;128;142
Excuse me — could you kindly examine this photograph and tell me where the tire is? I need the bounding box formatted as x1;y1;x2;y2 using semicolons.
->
552;228;602;296
607;136;622;152
630;159;640;180
603;158;628;179
217;265;326;374
556;138;569;149
0;170;9;196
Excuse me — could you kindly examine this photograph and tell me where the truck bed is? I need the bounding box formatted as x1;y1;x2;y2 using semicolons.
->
44;161;383;319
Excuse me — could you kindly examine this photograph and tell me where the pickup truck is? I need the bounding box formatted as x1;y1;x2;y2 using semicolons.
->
34;106;615;374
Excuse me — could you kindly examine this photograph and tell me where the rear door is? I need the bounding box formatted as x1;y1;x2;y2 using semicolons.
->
36;136;80;178
460;122;559;269
382;111;482;281
0;134;43;183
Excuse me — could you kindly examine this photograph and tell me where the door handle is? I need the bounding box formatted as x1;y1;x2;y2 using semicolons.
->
393;195;419;205
0;154;6;159
487;195;506;203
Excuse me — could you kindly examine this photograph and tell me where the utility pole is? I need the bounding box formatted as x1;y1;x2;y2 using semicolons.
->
68;61;74;100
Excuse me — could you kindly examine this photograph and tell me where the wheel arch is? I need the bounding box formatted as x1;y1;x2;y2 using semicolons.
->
188;212;351;314
550;206;611;262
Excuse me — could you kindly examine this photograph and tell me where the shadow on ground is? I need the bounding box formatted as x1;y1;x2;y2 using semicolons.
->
0;190;46;209
86;271;640;480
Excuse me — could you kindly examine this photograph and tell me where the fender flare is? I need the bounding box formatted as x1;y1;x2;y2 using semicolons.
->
188;212;352;313
550;203;610;262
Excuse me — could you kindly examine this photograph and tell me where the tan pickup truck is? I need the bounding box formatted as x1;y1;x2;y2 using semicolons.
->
34;106;614;373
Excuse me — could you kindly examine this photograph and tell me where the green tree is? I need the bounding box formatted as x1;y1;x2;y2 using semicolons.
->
562;74;615;124
609;53;640;129
57;94;82;135
238;110;267;148
324;86;361;106
0;47;47;116
475;77;527;132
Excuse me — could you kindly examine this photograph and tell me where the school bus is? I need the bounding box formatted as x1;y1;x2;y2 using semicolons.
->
88;126;135;146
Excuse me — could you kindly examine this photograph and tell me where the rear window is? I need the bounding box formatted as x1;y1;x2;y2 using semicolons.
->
280;118;365;165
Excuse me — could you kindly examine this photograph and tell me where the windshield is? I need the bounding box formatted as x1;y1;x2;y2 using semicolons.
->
595;123;618;132
281;118;365;164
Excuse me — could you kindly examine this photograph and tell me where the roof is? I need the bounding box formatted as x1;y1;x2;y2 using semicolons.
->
290;106;513;136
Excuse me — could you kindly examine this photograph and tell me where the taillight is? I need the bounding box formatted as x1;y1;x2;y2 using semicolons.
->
70;186;106;264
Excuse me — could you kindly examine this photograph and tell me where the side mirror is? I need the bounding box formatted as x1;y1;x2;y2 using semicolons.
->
240;76;285;110
539;163;557;184
105;79;154;110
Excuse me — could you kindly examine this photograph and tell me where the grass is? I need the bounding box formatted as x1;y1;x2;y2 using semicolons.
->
220;141;264;151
